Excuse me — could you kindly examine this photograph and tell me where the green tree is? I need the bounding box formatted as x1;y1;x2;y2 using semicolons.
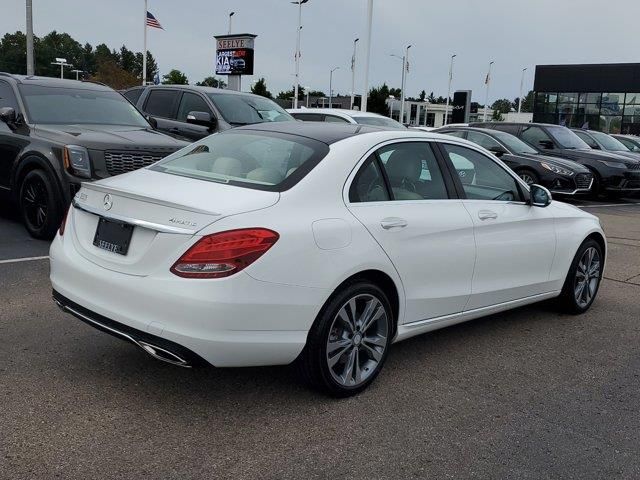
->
419;90;426;102
162;69;188;85
491;98;514;114
367;83;391;116
133;51;158;84
512;90;535;113
91;59;139;90
277;85;305;100
196;76;227;88
250;77;272;98
491;109;504;121
427;92;436;103
0;31;28;73
307;89;326;97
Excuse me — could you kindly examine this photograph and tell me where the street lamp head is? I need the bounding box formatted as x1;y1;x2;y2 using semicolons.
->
522;67;528;72
490;61;495;65
452;54;457;59
55;57;67;63
229;11;235;17
354;38;360;43
407;44;412;50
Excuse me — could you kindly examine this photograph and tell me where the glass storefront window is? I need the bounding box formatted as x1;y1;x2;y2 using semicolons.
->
624;93;640;105
578;93;601;104
600;93;624;115
599;115;622;134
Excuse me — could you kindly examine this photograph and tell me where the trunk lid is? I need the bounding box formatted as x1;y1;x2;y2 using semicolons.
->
70;168;280;276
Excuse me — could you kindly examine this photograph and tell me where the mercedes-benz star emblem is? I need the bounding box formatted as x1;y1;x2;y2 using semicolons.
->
103;194;113;211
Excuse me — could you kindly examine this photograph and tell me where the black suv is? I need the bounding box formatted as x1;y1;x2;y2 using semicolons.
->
123;85;294;141
472;122;640;198
433;126;594;195
0;74;187;239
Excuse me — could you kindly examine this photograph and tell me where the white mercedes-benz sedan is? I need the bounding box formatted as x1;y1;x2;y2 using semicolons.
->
50;123;606;396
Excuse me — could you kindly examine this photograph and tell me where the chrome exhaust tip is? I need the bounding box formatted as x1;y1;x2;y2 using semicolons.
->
137;341;191;368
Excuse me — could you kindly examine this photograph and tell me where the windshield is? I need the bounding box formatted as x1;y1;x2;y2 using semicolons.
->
491;130;538;154
352;116;406;129
590;131;630;151
547;125;591;150
150;130;329;192
19;84;149;127
207;93;293;126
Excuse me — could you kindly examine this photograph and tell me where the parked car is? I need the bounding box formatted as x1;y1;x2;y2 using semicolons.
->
51;122;606;397
434;126;593;195
0;73;187;239
409;126;435;132
124;85;294;141
472;122;640;198
571;128;640;161
611;134;640;152
288;108;406;129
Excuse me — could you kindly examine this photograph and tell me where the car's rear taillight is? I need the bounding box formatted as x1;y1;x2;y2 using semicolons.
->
171;228;279;278
59;207;70;236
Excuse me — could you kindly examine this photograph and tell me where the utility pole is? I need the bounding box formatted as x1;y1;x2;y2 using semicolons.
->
71;69;83;80
518;67;527;115
26;0;34;75
483;61;494;122
350;38;359;110
329;67;339;108
361;0;373;112
228;11;235;34
292;0;309;109
51;58;72;79
444;54;456;125
399;45;411;125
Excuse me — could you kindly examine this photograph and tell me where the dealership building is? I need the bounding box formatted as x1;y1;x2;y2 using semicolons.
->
533;63;640;134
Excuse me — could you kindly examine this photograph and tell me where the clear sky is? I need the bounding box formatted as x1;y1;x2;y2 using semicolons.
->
2;0;639;103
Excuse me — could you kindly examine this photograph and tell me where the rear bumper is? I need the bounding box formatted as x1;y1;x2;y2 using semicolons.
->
50;234;328;367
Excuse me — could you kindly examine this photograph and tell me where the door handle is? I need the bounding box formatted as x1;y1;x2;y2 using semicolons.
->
478;210;498;221
380;218;408;230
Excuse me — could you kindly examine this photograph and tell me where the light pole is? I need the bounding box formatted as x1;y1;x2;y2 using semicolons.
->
71;69;83;80
228;11;235;34
400;45;412;125
51;58;72;79
350;38;359;110
518;67;528;115
361;0;373;112
388;95;396;119
483;60;494;122
304;85;310;107
329;67;339;109
26;0;34;76
292;0;309;109
444;54;456;125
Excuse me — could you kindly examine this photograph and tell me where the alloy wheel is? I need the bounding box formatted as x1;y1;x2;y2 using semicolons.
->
326;294;388;387
22;176;49;230
519;172;536;185
574;247;601;308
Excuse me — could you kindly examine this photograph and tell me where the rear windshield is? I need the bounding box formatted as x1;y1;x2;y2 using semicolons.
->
19;84;149;127
207;93;293;126
150;130;329;192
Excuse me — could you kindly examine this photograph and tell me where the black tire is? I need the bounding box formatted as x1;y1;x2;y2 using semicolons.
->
297;281;393;397
18;169;63;240
556;238;603;314
516;168;540;186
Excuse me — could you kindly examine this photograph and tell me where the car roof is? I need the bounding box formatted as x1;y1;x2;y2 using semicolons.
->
234;121;387;144
475;121;561;128
0;73;114;92
137;84;260;97
438;126;502;135
288;108;388;119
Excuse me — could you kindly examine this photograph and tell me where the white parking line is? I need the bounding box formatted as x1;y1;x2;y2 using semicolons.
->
0;255;49;265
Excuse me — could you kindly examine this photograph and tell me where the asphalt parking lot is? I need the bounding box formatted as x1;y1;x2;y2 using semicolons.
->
2;197;640;479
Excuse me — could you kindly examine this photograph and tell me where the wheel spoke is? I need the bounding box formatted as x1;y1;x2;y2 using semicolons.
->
341;348;357;384
363;334;386;348
361;341;383;362
360;301;384;333
336;307;355;333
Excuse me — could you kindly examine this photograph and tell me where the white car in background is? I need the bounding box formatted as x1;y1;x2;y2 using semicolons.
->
288;108;406;129
50;122;606;397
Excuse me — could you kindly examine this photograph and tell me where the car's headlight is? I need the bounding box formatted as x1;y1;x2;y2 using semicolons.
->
597;160;627;169
541;162;574;176
63;145;92;178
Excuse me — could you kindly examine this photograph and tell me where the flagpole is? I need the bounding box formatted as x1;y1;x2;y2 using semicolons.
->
142;0;148;86
483;60;494;122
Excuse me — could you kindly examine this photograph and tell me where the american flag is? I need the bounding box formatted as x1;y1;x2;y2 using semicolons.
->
146;11;163;29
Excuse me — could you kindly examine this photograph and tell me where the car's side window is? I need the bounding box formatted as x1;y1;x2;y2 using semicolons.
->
377;142;449;200
467;131;502;150
0;80;19;111
573;130;598;148
349;155;391;203
323;115;350;123
521;126;553;149
123;88;143;105
144;90;180;119
176;92;212;122
292;113;324;121
444;130;466;139
441;144;523;202
618;137;640;152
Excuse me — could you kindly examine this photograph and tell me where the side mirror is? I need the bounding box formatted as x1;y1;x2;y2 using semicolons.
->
187;111;217;130
530;184;552;207
0;107;17;125
539;139;554;150
488;145;508;157
146;115;158;129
